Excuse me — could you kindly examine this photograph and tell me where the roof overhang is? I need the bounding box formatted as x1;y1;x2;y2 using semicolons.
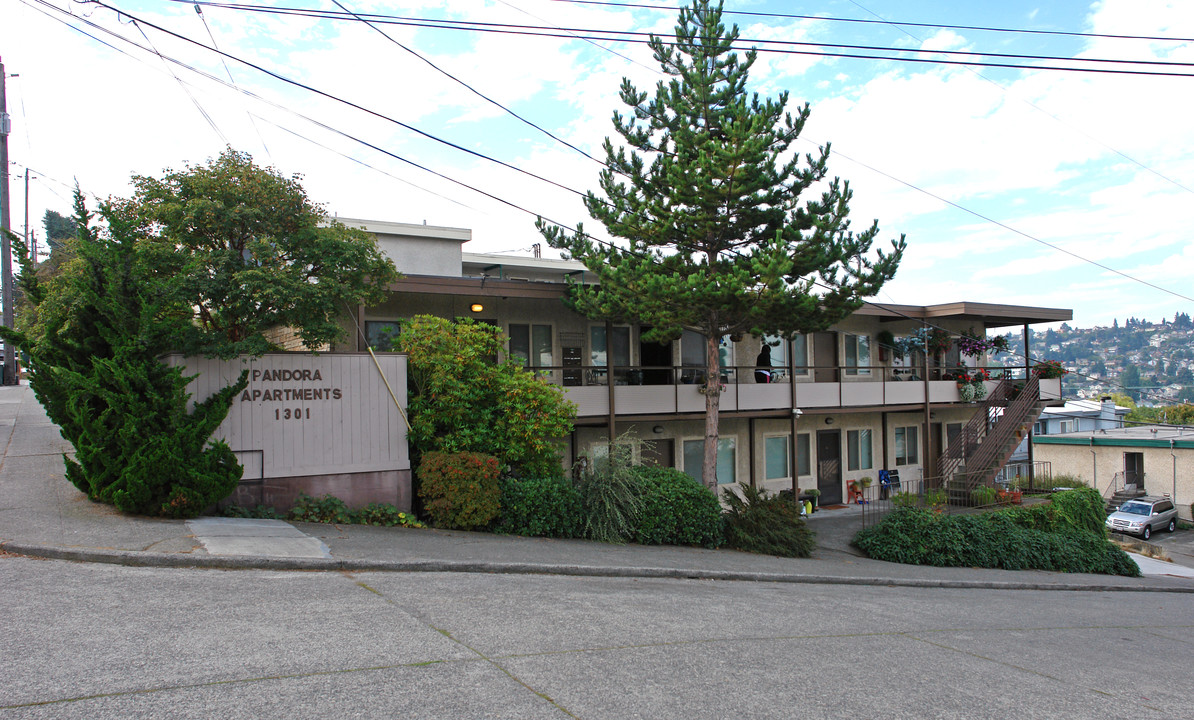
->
860;301;1072;328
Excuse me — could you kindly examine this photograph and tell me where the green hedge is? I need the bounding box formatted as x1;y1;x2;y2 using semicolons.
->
853;489;1139;576
630;467;723;548
495;475;583;538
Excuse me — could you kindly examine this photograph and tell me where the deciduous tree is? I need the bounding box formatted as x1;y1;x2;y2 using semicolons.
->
115;148;398;357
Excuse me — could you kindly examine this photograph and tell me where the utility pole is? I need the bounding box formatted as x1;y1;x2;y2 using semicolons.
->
0;56;16;385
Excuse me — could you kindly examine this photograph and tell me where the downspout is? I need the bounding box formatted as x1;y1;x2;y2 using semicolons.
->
1091;436;1098;495
790;338;800;498
606;319;616;449
749;417;756;489
1172;439;1177;501
922;320;933;485
1024;323;1034;486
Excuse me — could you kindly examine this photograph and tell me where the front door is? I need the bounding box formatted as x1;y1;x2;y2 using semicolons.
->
641;439;674;468
812;332;838;382
639;329;673;385
1124;452;1144;491
817;429;843;505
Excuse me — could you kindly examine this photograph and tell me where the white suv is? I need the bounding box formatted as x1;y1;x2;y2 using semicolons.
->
1105;497;1179;540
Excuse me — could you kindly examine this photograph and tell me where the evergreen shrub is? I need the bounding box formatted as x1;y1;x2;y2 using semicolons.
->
722;484;815;558
495;475;583;538
853;493;1138;576
630;467;723;547
417;451;501;530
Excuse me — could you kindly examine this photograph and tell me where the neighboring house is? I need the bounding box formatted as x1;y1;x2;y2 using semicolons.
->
1004;397;1129;475
1033;426;1194;521
338;218;1070;506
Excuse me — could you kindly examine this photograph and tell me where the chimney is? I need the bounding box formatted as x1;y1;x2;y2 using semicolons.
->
1099;394;1117;429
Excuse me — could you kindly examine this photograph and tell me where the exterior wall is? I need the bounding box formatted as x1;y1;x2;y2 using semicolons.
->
338;217;468;278
1033;442;1194;521
165;352;411;511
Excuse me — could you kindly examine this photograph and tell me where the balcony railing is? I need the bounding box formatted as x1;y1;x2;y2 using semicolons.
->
522;362;1061;418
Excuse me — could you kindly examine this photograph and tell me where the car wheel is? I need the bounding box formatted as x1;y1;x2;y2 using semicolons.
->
1143;525;1151;540
1168;519;1176;533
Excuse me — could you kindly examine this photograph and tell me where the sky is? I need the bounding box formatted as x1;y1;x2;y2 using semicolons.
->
2;0;1192;329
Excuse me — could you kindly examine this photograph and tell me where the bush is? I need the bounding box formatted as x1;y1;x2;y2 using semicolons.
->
1049;474;1088;489
289;493;354;524
354;502;424;528
417;451;502;530
853;494;1139;576
495;475;583;538
722;484;815;558
631;467;723;547
578;439;643;543
970;486;998;506
999;487;1107;536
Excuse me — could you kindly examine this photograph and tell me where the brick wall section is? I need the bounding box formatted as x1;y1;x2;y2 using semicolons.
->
262;326;329;352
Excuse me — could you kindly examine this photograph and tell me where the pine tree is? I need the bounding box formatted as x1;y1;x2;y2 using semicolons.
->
538;0;904;486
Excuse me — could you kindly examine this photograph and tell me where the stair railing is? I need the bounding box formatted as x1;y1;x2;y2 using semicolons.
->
953;375;1041;489
936;378;1015;485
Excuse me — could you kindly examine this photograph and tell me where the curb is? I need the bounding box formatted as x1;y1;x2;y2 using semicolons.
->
5;540;1193;594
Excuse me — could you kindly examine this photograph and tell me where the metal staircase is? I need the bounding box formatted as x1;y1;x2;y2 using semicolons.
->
936;376;1051;502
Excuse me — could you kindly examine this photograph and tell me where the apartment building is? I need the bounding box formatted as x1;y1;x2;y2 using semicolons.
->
337;219;1069;506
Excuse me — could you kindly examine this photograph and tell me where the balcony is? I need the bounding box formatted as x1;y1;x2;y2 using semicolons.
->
539;364;1062;418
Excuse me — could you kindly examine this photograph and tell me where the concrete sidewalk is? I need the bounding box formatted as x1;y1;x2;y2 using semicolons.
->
2;382;1192;592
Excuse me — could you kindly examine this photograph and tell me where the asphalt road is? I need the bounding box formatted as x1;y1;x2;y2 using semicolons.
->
3;555;1191;719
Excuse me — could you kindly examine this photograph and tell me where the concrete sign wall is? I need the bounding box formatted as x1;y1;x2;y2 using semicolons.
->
165;352;411;511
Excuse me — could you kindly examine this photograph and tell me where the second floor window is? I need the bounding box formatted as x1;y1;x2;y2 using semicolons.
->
510;324;553;368
844;334;871;376
590;326;630;369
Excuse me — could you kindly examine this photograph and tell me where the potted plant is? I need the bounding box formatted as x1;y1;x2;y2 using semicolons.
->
805;487;820;512
1033;359;1068;379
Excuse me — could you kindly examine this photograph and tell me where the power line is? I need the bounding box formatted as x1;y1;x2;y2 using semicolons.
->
30;0;1190;379
842;0;1194;200
78;0;590;200
547;0;1194;44
816;142;1194;305
192;2;273;163
325;0;603;165
20;0;495;212
162;2;1194;78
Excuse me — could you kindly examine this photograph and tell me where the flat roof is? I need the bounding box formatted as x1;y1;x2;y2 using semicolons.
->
335;217;471;243
859;301;1072;327
1034;424;1194;449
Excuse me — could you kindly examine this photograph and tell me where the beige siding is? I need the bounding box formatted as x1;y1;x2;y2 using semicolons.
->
165;353;409;480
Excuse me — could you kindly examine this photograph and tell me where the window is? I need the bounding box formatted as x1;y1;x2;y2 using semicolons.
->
895;425;919;465
796;433;811;476
1033;421;1044;435
365;321;401;351
680;330;733;382
765;436;789;480
844;334;871;376
591;326;630;370
1057;419;1075;434
682;438;736;485
763;335;788;369
509;324;553;369
847;429;873;471
946;422;962;448
792;334;809;375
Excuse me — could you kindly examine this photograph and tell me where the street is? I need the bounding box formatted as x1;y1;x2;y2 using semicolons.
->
2;555;1191;719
